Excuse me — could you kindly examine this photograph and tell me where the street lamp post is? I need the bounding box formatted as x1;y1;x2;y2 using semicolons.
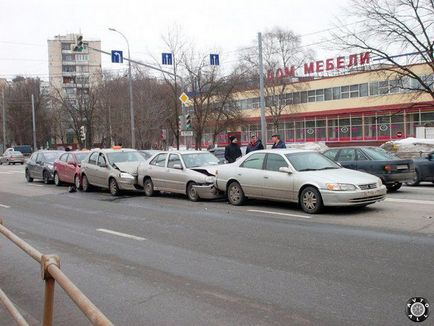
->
108;28;135;148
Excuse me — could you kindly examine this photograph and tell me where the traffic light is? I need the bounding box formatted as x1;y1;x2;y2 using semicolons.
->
72;34;85;52
178;115;185;131
79;126;86;141
185;113;192;130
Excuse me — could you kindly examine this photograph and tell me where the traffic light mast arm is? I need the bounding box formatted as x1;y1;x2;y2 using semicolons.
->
86;45;183;81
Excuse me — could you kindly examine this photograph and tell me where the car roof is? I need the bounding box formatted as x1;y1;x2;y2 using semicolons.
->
325;146;378;150
93;148;137;154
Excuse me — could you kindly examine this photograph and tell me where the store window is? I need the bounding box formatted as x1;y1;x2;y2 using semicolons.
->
364;115;377;140
327;118;339;141
316;120;327;141
351;116;363;139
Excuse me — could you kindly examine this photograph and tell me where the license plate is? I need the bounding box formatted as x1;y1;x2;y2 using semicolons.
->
396;165;407;170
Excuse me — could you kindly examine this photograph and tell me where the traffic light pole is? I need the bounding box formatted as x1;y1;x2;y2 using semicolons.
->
2;90;6;152
258;32;267;146
31;94;37;151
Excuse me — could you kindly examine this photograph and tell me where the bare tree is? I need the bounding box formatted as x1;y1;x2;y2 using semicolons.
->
241;27;314;132
332;0;434;98
183;50;244;149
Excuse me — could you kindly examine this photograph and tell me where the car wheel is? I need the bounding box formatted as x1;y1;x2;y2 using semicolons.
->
227;181;245;206
54;172;61;186
300;186;323;214
82;174;91;192
386;183;402;192
74;175;81;190
109;178;121;196
187;182;200;202
25;169;33;182
43;170;50;184
144;178;154;197
405;171;420;186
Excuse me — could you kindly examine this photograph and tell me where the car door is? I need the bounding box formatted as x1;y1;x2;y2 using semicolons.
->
84;152;99;185
95;153;109;188
237;153;267;198
336;148;357;170
65;154;78;183
355;149;372;173
34;153;45;179
27;152;38;178
262;153;295;201
147;153;168;190
165;153;186;193
56;154;68;181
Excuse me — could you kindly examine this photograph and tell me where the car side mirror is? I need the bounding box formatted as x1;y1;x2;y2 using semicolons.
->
279;167;292;174
173;163;183;170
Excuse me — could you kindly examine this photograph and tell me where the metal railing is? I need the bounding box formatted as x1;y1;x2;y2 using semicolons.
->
0;218;114;326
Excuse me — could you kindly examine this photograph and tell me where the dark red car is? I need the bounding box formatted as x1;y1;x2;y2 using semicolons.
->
53;151;90;188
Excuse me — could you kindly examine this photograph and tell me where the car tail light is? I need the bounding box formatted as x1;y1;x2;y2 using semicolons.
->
384;164;393;172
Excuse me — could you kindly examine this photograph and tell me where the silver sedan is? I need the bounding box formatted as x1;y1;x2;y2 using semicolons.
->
137;151;222;201
214;149;387;214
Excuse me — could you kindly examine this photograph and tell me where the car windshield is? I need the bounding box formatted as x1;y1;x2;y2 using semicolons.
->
106;151;145;165
44;152;62;163
285;152;340;171
182;152;220;168
74;153;89;162
364;147;399;160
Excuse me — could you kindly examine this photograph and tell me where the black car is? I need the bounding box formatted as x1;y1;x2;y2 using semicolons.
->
208;147;226;164
405;151;434;186
323;146;415;192
25;150;64;184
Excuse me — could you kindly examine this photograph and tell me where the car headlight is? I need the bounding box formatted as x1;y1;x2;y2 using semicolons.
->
204;176;215;183
119;172;135;180
377;179;383;188
326;183;356;191
46;163;54;169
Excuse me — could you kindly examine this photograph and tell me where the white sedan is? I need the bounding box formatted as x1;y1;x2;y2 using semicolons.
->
214;149;387;214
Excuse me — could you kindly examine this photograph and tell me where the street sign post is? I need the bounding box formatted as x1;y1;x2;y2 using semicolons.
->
210;54;220;65
210;54;220;66
181;130;193;137
111;50;123;63
162;53;173;65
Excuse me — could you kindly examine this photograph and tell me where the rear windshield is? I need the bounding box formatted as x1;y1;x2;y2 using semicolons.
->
364;148;399;160
11;151;23;155
106;151;145;164
43;152;63;163
74;153;89;162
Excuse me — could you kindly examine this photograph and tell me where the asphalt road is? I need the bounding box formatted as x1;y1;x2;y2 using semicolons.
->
0;164;433;325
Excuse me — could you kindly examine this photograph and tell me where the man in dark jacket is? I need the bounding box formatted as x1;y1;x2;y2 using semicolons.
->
246;134;264;154
224;136;242;163
271;134;286;149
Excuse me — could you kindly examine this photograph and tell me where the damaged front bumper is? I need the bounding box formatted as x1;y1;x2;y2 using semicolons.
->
193;184;224;199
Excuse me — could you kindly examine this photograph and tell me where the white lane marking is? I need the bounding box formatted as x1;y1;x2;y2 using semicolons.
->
0;172;12;174
248;209;311;219
385;198;434;205
96;228;146;241
0;204;10;208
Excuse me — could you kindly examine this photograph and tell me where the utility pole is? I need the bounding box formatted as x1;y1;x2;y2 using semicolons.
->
2;89;6;152
258;32;267;145
31;94;37;151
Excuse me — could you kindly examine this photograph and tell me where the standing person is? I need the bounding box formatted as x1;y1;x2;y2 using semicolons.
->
246;134;264;154
271;134;286;149
224;136;242;163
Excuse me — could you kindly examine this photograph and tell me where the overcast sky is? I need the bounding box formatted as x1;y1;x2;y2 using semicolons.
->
0;0;351;80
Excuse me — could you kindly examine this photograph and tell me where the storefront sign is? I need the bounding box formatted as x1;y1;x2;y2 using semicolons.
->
267;52;371;81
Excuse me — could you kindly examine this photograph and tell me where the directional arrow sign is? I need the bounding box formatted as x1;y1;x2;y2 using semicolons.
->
179;92;189;104
111;50;123;63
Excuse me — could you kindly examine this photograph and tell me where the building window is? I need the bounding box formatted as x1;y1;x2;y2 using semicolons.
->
341;86;350;99
62;54;74;61
332;87;340;100
308;90;316;102
379;81;389;94
64;87;75;94
315;89;324;102
77;65;89;73
76;54;89;61
61;43;72;50
300;91;308;103
369;81;379;96
324;88;332;101
350;85;359;98
360;83;368;97
62;65;75;72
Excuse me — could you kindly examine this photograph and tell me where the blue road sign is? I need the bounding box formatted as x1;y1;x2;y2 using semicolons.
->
111;50;123;63
210;54;220;66
162;53;173;65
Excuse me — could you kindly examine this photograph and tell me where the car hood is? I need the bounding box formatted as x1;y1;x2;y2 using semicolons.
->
300;168;380;185
113;162;141;175
190;166;218;176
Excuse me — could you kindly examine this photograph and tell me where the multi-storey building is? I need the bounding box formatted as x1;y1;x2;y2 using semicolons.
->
47;33;101;147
